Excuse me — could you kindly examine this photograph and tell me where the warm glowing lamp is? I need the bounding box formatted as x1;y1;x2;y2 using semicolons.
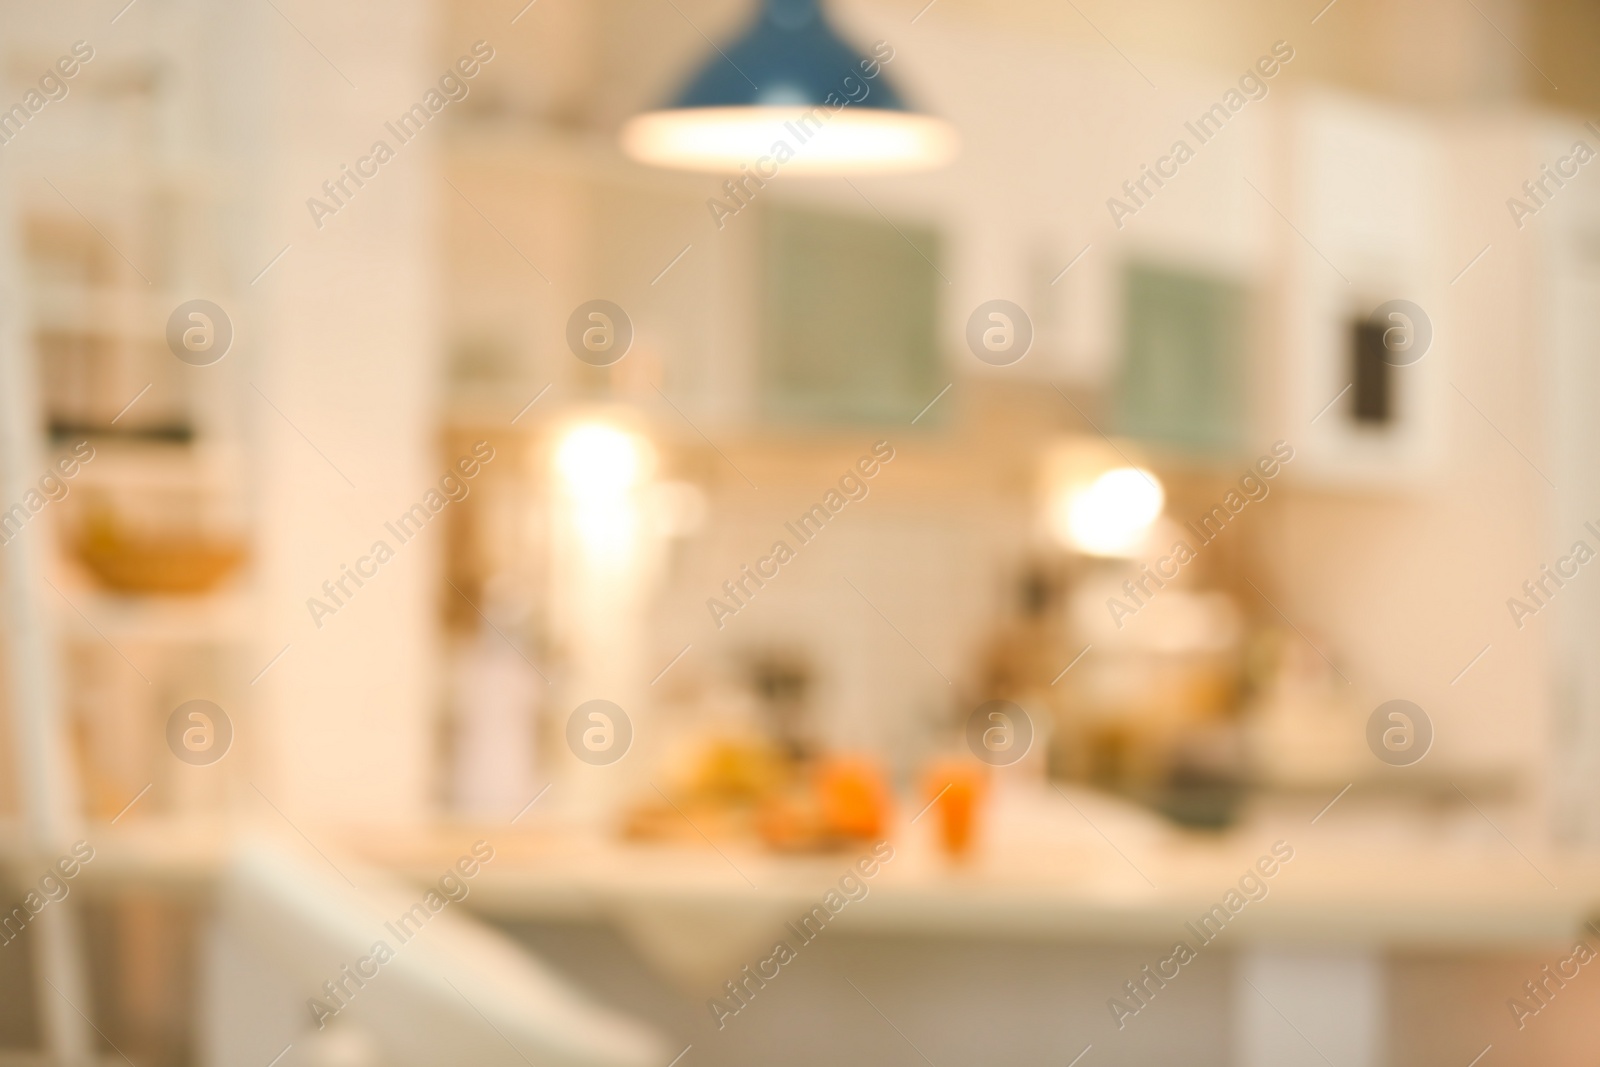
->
620;0;957;174
557;423;646;498
1051;467;1165;558
554;422;652;558
546;421;660;814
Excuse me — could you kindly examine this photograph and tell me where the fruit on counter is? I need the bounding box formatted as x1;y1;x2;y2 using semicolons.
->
815;754;891;840
686;738;790;802
755;753;892;851
755;791;823;852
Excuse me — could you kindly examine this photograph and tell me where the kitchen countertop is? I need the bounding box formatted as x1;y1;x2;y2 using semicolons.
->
18;782;1593;955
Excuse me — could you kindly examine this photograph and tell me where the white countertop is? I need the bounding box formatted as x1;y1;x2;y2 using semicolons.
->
12;783;1597;955
431;788;1598;952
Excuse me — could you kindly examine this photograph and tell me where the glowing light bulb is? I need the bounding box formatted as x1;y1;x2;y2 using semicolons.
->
556;424;644;499
1053;467;1164;558
620;107;958;175
554;423;652;560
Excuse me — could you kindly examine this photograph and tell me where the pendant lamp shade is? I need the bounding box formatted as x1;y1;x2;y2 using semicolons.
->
621;0;957;174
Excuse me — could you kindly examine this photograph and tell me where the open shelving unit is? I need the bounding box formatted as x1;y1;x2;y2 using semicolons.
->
0;6;258;1064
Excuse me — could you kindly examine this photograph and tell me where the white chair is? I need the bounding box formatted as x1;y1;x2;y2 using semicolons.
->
201;839;665;1067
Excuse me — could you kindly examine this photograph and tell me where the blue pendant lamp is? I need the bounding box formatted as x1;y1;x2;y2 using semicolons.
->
621;0;957;174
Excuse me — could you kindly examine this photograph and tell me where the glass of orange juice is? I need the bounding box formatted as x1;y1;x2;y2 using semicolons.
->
920;757;987;859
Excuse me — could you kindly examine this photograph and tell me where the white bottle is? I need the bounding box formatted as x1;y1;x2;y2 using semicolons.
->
450;577;540;819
